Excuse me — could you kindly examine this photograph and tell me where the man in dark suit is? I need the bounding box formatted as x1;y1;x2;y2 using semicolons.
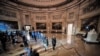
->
0;32;7;51
52;36;56;50
32;49;39;56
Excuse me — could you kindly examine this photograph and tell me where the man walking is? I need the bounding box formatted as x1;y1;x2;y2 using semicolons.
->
52;36;56;50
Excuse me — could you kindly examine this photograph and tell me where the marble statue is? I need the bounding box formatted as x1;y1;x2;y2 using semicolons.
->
84;29;99;43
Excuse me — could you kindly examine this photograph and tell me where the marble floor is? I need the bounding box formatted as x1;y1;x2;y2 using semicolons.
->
0;35;100;56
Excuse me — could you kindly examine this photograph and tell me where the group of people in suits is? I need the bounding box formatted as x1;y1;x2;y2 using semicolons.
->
21;35;56;56
43;36;57;51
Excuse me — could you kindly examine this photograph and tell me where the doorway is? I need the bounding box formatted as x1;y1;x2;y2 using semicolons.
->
67;23;73;35
67;23;73;44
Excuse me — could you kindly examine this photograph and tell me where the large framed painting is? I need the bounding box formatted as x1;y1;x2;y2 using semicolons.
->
52;22;62;30
81;15;99;31
0;20;18;31
36;23;46;29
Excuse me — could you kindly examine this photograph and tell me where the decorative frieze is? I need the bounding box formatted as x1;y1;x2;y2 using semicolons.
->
35;16;46;20
53;15;62;20
82;0;100;14
0;9;16;18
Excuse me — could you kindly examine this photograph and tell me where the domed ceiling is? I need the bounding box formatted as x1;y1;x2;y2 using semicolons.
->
9;0;74;8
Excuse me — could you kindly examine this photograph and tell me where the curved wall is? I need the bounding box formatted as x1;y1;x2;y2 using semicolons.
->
0;0;100;38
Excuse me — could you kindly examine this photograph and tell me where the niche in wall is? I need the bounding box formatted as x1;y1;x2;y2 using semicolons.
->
69;12;74;19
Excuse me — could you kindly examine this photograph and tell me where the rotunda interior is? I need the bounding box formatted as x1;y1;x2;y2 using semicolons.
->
0;0;100;56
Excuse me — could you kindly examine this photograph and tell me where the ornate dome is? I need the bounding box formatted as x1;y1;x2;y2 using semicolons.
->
9;0;74;8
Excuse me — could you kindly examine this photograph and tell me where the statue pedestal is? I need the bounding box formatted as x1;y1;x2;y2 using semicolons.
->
84;30;99;43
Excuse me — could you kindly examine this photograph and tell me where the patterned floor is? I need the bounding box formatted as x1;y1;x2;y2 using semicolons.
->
0;36;100;56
